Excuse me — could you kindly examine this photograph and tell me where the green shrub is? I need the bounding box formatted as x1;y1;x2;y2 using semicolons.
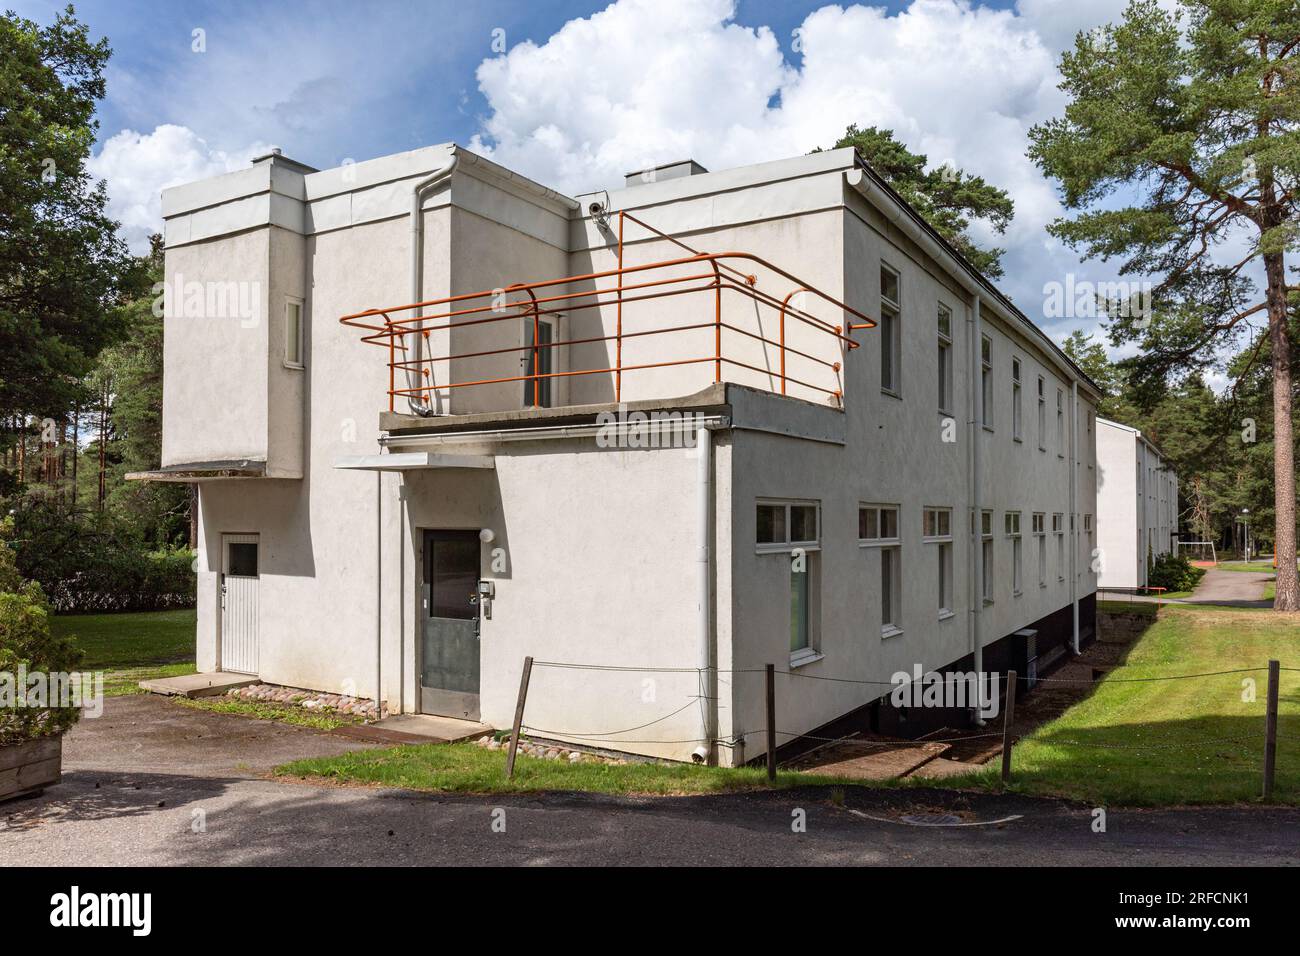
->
10;509;195;612
1147;552;1206;593
0;520;83;744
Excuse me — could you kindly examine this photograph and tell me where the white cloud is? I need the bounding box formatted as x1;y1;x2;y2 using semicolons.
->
469;0;1097;317
88;125;270;254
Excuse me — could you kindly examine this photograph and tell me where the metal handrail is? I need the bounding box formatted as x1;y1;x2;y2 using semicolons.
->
340;211;876;412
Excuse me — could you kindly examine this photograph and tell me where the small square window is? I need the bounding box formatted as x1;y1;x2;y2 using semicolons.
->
757;504;785;544
860;505;899;544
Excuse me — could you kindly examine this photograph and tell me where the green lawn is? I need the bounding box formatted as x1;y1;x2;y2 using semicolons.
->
949;604;1300;805
51;609;196;696
1218;561;1283;573
278;742;861;796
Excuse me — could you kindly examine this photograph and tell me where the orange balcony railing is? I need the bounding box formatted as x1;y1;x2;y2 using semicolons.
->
339;212;875;414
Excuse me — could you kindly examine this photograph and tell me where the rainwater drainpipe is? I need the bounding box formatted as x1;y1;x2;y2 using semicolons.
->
375;471;382;719
1070;380;1080;654
692;422;715;765
407;149;460;416
969;296;985;725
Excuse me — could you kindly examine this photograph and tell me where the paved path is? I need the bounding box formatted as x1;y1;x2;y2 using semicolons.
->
1100;568;1273;609
3;696;1298;866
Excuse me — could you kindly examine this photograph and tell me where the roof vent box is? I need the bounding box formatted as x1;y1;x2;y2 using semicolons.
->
624;159;708;188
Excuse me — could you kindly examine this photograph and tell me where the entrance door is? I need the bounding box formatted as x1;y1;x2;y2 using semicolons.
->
420;530;481;719
220;534;259;674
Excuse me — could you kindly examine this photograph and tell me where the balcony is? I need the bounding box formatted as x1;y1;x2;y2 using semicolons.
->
339;212;874;417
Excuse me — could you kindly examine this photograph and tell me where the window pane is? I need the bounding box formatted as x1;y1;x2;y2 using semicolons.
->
937;510;950;536
227;543;258;577
937;305;951;339
881;266;899;304
790;505;817;543
757;504;785;544
790;566;809;651
881;508;898;540
859;507;877;540
881;550;892;626
286;302;302;365
881;308;897;390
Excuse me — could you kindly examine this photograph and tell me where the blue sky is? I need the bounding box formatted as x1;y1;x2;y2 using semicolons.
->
15;0;1185;354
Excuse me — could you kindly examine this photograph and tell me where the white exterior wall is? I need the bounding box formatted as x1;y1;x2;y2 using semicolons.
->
1095;417;1178;589
162;144;1101;765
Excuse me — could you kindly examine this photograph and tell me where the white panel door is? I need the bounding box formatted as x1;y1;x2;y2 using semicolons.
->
221;534;259;674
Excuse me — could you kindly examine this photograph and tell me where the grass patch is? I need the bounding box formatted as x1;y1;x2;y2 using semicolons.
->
178;695;363;731
1217;562;1282;574
1097;599;1158;616
52;609;196;696
949;604;1300;805
278;742;859;795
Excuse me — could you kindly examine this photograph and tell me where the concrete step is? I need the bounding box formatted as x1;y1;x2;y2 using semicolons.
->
139;672;259;698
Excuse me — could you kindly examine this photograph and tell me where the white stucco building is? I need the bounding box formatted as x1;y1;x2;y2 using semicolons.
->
136;143;1102;765
1095;417;1179;591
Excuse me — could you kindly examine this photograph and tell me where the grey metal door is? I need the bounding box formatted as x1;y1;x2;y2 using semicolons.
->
420;530;481;719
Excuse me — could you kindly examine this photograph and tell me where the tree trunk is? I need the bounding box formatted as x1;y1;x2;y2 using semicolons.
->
1264;250;1297;611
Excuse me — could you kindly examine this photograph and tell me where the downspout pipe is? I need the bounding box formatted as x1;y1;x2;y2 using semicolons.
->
407;149;460;416
1070;380;1080;654
692;423;715;765
969;296;985;724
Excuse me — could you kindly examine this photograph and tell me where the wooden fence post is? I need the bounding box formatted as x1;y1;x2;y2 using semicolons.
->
505;656;533;779
766;663;776;782
1001;670;1018;785
1263;659;1279;799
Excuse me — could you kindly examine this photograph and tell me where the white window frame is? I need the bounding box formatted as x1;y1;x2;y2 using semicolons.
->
1006;511;1023;596
925;507;954;620
980;334;993;430
1053;512;1065;581
1011;357;1023;442
284;297;305;369
1037;376;1047;451
937;303;953;415
756;499;821;554
862;503;902;638
1033;512;1047;587
980;509;994;605
1056;387;1065;457
859;504;900;546
880;264;902;397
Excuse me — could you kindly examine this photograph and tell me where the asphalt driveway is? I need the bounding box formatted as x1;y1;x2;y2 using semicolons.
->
3;695;1299;866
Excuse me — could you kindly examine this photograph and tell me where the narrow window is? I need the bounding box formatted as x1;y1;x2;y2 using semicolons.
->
791;562;810;652
981;509;993;603
1056;387;1065;456
524;319;554;408
1006;511;1023;595
1034;512;1047;587
880;265;901;395
1053;512;1065;581
937;304;953;414
1011;358;1023;442
757;500;821;658
924;507;954;617
980;335;993;428
284;299;304;368
862;503;901;636
1037;376;1047;450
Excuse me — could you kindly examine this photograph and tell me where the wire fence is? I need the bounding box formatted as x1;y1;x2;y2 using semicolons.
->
500;655;1291;798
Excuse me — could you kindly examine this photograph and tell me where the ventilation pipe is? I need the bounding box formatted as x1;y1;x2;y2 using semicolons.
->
1070;380;1080;654
407;150;460;416
968;296;985;725
693;423;715;764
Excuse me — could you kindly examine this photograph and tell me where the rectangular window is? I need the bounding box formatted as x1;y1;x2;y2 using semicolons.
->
524;319;554;407
1006;511;1023;595
937;304;953;414
1012;358;1023;442
1056;388;1065;455
859;504;899;544
924;507;953;618
1037;376;1046;450
756;500;819;550
1053;512;1065;581
284;299;304;368
1034;513;1047;587
981;509;993;603
880;265;901;395
880;546;900;635
791;562;810;652
980;335;993;428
